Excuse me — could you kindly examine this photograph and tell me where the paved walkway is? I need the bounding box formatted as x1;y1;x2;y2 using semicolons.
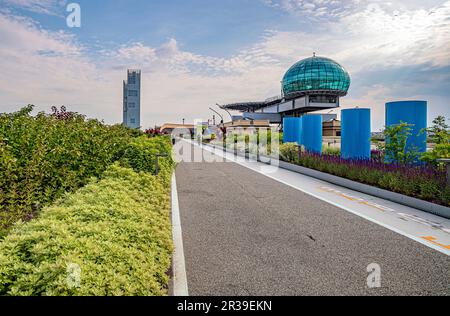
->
175;144;450;296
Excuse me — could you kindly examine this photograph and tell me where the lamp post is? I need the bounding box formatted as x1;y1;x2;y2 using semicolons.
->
438;159;450;186
155;153;169;176
216;103;232;121
209;107;224;125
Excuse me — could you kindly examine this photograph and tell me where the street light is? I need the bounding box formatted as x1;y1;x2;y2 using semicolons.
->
209;107;224;124
216;103;232;121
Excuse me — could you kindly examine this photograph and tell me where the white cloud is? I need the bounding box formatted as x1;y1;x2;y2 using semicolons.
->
0;1;449;130
263;0;362;18
1;0;66;15
257;1;450;72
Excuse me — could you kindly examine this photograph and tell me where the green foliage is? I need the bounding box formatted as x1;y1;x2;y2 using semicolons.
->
279;143;300;163
427;116;450;145
118;136;174;188
421;116;450;165
383;122;420;164
0;106;137;230
421;143;450;165
322;146;340;156
225;130;282;155
0;164;173;296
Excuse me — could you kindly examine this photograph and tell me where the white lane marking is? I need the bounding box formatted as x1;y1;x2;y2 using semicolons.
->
171;173;189;296
195;143;450;256
318;186;450;235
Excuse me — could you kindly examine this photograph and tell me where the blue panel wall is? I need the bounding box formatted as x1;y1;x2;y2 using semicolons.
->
341;108;371;160
283;117;302;144
301;115;323;154
386;101;427;155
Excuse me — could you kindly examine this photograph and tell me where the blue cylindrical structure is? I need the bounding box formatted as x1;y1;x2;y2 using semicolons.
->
341;108;371;160
283;117;302;144
301;115;323;154
386;101;427;155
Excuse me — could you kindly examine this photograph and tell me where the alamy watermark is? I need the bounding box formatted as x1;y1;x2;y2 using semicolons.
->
66;263;81;289
66;3;81;28
172;121;281;174
367;263;381;289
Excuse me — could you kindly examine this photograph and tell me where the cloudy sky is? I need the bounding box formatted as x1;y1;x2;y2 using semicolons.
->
0;0;449;130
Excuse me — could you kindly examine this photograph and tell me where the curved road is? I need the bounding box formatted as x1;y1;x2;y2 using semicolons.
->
175;143;450;296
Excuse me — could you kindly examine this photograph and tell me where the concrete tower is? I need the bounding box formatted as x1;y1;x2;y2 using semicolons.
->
123;69;141;129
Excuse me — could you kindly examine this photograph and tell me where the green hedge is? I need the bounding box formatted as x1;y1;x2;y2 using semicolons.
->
0;164;173;296
119;136;174;188
0;106;138;231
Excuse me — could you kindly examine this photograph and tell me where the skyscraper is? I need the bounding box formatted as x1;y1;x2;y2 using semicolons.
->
123;69;141;129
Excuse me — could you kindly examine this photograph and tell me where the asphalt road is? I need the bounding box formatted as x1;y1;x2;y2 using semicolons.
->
175;147;450;296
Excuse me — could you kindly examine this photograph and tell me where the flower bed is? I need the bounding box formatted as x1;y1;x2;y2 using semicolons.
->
279;143;449;206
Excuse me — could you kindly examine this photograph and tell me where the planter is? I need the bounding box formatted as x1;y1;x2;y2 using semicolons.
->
205;143;450;219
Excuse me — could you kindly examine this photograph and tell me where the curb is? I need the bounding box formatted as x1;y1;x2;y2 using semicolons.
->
205;143;450;219
171;172;189;296
275;160;450;219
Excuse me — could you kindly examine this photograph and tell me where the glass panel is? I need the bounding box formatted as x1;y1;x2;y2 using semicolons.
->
282;57;350;95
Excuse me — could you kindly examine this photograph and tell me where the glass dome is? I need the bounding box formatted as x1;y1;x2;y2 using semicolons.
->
282;56;351;97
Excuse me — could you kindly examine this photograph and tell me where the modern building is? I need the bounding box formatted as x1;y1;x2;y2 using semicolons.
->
123;69;141;129
220;54;351;124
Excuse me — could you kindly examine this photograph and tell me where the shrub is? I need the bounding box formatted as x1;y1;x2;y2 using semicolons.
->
279;143;300;163
383;122;421;164
118;136;174;187
323;146;340;156
0;106;136;230
0;164;173;296
421;143;450;166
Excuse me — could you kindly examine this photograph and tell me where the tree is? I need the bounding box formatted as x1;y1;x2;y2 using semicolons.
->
421;143;450;165
382;122;420;164
421;116;450;165
427;116;450;145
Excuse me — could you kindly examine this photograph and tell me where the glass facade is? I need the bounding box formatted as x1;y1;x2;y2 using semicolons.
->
282;57;350;96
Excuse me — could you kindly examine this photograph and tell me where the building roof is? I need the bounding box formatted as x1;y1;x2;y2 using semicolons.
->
223;120;271;128
160;123;194;132
220;97;282;112
282;56;350;97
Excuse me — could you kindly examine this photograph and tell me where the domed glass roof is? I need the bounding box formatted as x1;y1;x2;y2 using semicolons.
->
282;56;350;97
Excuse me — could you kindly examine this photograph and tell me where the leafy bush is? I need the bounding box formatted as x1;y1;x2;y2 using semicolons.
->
0;106;136;231
383;122;421;164
279;143;300;163
0;164;173;296
118;136;174;188
323;146;340;156
421;143;450;165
